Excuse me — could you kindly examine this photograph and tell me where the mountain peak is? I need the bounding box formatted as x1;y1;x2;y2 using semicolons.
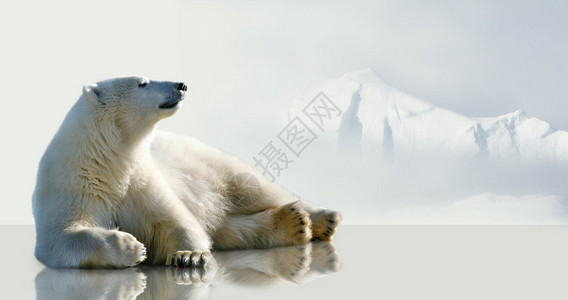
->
500;109;527;120
341;68;390;89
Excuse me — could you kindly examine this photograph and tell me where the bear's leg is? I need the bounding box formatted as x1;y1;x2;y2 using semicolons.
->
143;219;213;268
125;204;214;268
225;173;295;214
35;225;147;268
117;182;214;268
225;173;341;242
212;201;312;249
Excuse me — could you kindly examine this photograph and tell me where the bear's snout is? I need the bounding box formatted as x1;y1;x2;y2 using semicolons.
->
177;83;187;92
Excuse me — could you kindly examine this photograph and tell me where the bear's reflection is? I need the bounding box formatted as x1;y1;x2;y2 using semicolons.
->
35;242;341;300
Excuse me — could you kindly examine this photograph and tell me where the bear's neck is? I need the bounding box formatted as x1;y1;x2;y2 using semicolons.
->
75;115;154;203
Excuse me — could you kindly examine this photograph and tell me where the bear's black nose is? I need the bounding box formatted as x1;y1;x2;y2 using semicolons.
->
177;83;187;92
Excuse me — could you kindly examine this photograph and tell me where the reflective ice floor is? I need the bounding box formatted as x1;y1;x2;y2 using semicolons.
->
2;225;568;299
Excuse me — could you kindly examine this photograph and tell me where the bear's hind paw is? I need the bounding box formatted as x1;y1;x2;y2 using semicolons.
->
275;201;313;245
310;210;342;242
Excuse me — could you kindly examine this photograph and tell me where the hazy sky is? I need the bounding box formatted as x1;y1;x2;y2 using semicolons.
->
1;0;567;224
175;0;568;129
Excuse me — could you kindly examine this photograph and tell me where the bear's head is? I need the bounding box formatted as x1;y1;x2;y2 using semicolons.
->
81;76;187;140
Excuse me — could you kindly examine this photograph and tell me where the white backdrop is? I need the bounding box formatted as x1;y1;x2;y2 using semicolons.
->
1;0;567;224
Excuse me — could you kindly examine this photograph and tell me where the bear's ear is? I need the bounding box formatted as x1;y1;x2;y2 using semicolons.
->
82;83;105;105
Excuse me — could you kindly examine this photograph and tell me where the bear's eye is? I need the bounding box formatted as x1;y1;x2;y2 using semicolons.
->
138;81;148;88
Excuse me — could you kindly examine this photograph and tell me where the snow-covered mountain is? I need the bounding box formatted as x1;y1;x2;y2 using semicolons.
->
287;68;568;163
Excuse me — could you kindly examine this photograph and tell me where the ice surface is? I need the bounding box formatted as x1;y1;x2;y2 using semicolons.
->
7;225;568;300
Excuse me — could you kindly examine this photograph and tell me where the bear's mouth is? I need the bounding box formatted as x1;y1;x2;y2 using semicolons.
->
158;99;181;109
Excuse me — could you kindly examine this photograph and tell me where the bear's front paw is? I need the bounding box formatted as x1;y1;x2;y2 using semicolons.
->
166;251;215;269
275;201;313;245
105;231;147;267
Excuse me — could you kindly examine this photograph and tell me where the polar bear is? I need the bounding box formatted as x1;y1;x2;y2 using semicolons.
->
33;76;341;269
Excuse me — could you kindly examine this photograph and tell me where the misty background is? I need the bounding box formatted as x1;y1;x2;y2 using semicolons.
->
1;0;567;224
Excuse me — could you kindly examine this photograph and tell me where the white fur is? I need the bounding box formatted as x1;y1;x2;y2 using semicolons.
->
33;76;340;269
